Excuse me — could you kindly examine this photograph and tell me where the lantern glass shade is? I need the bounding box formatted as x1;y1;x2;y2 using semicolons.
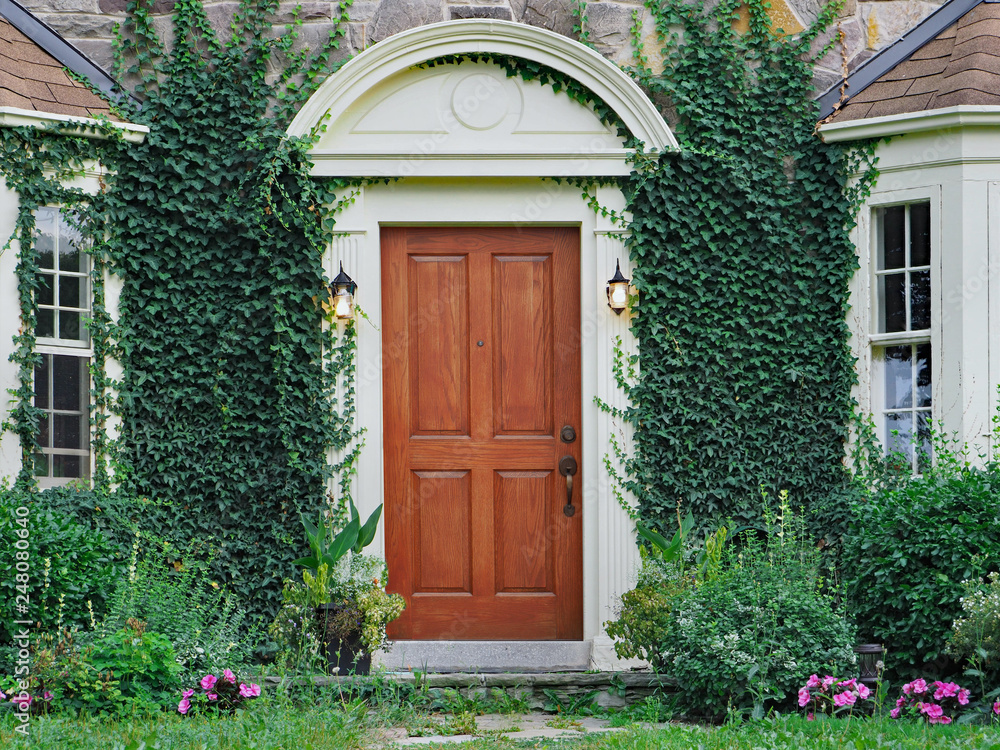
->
331;262;357;320
606;259;630;315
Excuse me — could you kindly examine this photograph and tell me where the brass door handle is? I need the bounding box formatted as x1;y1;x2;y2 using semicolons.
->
559;455;577;517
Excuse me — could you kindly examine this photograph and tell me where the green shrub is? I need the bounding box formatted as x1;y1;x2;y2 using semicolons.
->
611;499;856;719
0;487;127;674
95;541;259;682
843;465;1000;682
949;572;1000;685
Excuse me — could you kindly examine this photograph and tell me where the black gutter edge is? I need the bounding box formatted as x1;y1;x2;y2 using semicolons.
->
0;0;124;100
816;0;983;120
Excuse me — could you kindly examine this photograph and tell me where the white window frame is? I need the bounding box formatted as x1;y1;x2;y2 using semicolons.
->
32;207;93;487
867;187;941;473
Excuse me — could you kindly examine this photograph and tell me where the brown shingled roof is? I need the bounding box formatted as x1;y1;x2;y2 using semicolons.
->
828;1;1000;123
0;17;112;119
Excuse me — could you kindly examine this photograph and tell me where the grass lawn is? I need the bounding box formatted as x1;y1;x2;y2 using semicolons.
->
3;704;1000;749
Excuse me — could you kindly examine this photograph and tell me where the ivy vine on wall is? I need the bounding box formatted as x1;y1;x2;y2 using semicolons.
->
609;0;878;532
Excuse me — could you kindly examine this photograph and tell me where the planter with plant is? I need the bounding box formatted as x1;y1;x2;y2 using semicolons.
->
284;499;405;674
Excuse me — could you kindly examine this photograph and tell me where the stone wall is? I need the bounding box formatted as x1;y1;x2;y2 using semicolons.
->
22;0;945;99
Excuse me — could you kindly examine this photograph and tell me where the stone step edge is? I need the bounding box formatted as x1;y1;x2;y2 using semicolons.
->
263;671;676;689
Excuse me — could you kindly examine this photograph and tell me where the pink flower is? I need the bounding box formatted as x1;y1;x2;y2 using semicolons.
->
182;689;195;700
821;676;836;690
200;674;217;691
798;688;811;707
0;690;5;701
919;702;943;718
957;689;970;705
930;715;952;725
239;683;261;698
223;669;236;684
857;683;871;700
910;679;928;695
207;693;218;701
994;699;1000;715
896;696;908;708
837;678;857;690
178;698;191;715
42;692;52;701
933;681;959;700
805;675;822;689
890;707;901;719
806;713;815;721
833;691;857;708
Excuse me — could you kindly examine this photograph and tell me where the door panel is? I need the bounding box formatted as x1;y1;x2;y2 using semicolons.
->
382;227;582;640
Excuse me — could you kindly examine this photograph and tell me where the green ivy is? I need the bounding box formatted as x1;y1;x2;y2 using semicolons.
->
96;0;358;624
612;0;878;530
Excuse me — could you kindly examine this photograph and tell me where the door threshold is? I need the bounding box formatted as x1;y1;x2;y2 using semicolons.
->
377;640;593;673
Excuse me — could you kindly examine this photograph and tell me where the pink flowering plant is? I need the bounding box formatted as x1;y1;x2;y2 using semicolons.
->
797;674;873;719
890;679;971;724
176;669;262;716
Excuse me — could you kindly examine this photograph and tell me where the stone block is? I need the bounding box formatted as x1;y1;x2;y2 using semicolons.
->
521;0;576;39
70;39;116;72
450;6;514;20
861;1;939;50
378;640;594;673
811;65;841;98
584;2;633;53
810;17;865;67
368;0;445;44
22;0;102;11
34;13;115;38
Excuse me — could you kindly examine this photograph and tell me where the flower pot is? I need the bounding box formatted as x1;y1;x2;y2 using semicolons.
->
316;603;371;676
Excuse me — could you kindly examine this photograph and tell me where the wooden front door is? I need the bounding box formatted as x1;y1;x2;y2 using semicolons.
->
382;227;583;640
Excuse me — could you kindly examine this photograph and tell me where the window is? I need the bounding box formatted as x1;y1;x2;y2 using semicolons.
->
873;202;931;472
32;207;91;484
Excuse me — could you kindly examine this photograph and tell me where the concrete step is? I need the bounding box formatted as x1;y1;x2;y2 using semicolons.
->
376;640;594;673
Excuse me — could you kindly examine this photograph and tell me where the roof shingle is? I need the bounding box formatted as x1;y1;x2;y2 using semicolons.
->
0;17;112;119
826;1;1000;123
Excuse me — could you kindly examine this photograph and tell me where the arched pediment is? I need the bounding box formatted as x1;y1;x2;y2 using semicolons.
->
287;20;676;177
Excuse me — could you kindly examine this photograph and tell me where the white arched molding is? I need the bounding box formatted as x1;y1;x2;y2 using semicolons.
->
287;20;676;177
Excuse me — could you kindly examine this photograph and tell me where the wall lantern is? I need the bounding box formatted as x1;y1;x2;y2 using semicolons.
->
331;262;357;320
606;259;630;315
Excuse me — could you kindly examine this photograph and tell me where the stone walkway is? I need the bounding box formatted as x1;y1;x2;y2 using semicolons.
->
383;713;636;745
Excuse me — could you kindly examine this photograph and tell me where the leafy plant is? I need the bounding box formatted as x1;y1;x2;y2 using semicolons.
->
843;463;1000;683
950;573;1000;686
294;499;382;577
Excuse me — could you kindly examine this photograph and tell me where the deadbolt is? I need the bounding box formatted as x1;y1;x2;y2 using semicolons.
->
560;425;576;443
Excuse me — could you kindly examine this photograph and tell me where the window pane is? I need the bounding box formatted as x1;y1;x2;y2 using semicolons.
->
36;309;54;338
910;270;931;330
879;273;906;332
884;345;913;409
910;203;930;266
916;343;932;408
59;219;81;272
35;208;57;269
886;411;913;458
39;414;51;449
52;455;82;478
37;274;54;306
881;206;906;270
52;355;83;411
34;356;49;409
917;412;932;473
53;413;83;450
59;310;81;341
33;452;49;477
59;275;82;309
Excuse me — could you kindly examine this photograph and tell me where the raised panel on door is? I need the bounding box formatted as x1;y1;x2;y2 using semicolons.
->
409;255;469;435
494;470;555;593
493;255;554;436
412;470;472;593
